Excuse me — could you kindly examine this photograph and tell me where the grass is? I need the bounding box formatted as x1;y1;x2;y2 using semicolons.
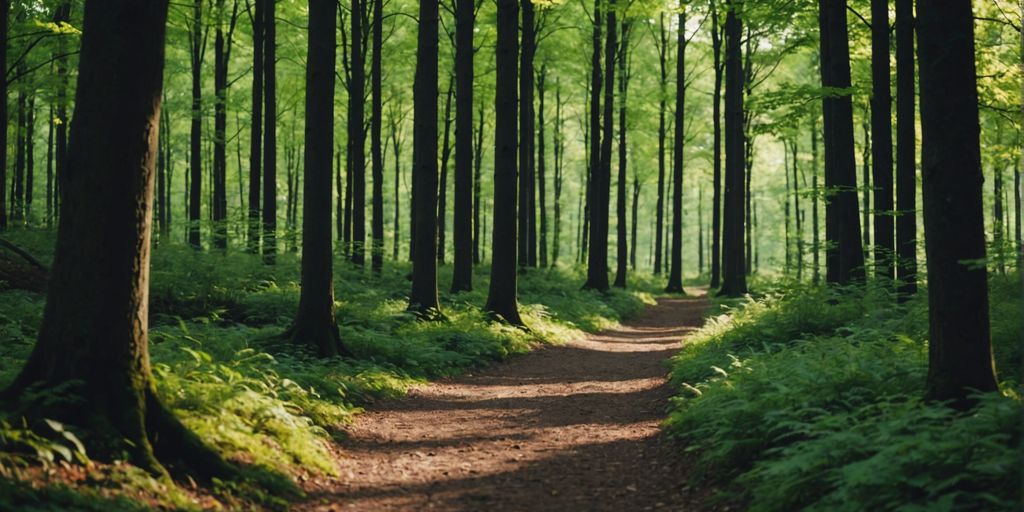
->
0;227;659;510
666;274;1023;511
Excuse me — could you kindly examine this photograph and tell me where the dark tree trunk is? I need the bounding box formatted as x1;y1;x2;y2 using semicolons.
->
409;0;441;316
485;0;523;325
349;0;366;266
654;13;669;276
371;0;384;273
248;0;264;254
0;0;7;229
585;0;615;292
473;104;484;265
290;0;349;357
212;0;237;250
710;0;723;288
537;64;549;268
917;0;998;407
785;141;793;274
552;83;564;266
451;0;474;291
894;0;917;298
665;8;685;293
719;0;746;296
53;2;71;225
262;0;277;263
614;22;630;289
793;139;804;280
631;176;640;270
861;118;871;252
437;79;454;265
811;114;821;283
518;0;536;269
47;104;55;228
581;78;592;265
25;95;35;220
870;0;894;282
3;0;233;480
818;0;865;285
391;117;402;261
189;0;203;249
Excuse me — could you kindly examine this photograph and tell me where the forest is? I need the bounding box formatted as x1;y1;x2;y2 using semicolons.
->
0;0;1021;510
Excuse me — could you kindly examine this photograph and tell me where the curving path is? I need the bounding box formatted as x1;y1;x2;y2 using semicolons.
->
299;290;710;511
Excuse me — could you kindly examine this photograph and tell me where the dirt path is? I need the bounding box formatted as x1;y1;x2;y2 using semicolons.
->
300;290;710;511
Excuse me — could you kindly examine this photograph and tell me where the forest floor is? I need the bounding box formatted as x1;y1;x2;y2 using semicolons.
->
297;289;711;511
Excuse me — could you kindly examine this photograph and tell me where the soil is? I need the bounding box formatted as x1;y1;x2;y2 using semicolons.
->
299;289;711;511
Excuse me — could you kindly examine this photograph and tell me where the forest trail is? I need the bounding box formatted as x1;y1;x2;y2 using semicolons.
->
299;290;710;511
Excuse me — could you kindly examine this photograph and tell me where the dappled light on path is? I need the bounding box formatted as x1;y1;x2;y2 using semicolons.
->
300;289;709;511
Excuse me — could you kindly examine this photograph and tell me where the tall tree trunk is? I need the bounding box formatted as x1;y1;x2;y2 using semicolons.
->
290;0;349;357
818;0;865;285
436;79;454;264
537;64;549;268
719;0;746;296
247;0;264;254
552;83;564;266
631;175;640;270
409;0;441;316
917;0;998;407
391;113;404;261
3;0;233;480
519;0;536;269
811;115;821;283
654;14;668;276
212;0;237;250
485;0;524;325
262;0;277;263
370;0;384;273
189;0;203;249
665;7;685;293
870;0;894;282
614;22;630;288
785;141;793;274
47;104;55;228
349;0;366;266
861;118;871;252
894;0;917;298
451;0;474;291
585;0;615;292
793;139;804;280
710;0;723;288
25;94;35;220
473;104;484;265
12;83;26;222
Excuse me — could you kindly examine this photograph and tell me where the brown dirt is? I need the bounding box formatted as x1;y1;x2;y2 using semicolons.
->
299;290;711;511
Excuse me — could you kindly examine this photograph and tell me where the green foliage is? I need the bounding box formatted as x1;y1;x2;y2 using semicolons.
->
667;275;1023;510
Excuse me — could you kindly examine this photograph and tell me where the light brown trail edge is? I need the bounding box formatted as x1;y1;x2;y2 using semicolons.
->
299;290;710;511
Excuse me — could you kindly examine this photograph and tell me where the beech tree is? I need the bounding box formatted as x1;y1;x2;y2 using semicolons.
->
719;0;746;297
451;0;474;292
665;5;684;294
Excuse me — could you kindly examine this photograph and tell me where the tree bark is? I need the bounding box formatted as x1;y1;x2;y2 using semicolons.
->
552;83;564;266
247;0;263;254
485;0;524;326
473;104;484;265
654;14;668;276
189;0;203;249
451;0;474;291
262;0;277;263
818;0;865;285
665;8;685;293
614;22;630;288
894;0;917;298
409;0;441;316
371;0;384;273
213;0;237;250
437;79;454;264
3;0;234;480
349;0;366;266
391;114;403;261
710;0;723;288
917;0;998;407
719;0;746;296
585;0;615;292
870;0;894;282
538;64;549;268
519;0;537;269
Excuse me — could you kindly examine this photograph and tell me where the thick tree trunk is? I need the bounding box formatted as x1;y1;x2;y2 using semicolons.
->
818;0;865;285
247;0;264;254
189;0;203;249
665;8;685;293
409;0;441;316
917;0;998;407
485;0;524;326
371;0;384;273
719;0;746;296
710;1;723;288
870;0;894;282
290;0;349;358
585;0;616;292
3;0;233;480
262;0;277;263
451;0;474;291
894;0;917;298
614;23;630;288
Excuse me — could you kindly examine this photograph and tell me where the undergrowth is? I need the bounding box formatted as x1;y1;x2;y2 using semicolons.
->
667;274;1023;511
0;228;656;510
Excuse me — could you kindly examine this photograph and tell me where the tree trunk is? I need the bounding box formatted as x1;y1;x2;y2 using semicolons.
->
710;0;723;288
290;0;349;357
585;0;615;292
189;0;203;249
3;0;233;480
370;0;384;273
614;22;630;288
473;104;484;265
654;14;668;276
793;139;804;280
631;176;640;271
47;104;55;228
719;0;746;296
349;0;366;266
894;0;917;298
451;0;474;291
785;141;793;275
552;83;564;267
436;79;454;264
861;118;871;252
870;0;894;282
262;0;277;263
917;0;998;407
811;114;821;283
485;0;524;326
818;0;865;285
247;0;264;254
212;0;237;250
391;116;402;261
519;0;536;269
537;64;549;268
409;0;441;316
25;94;35;220
665;8;685;293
